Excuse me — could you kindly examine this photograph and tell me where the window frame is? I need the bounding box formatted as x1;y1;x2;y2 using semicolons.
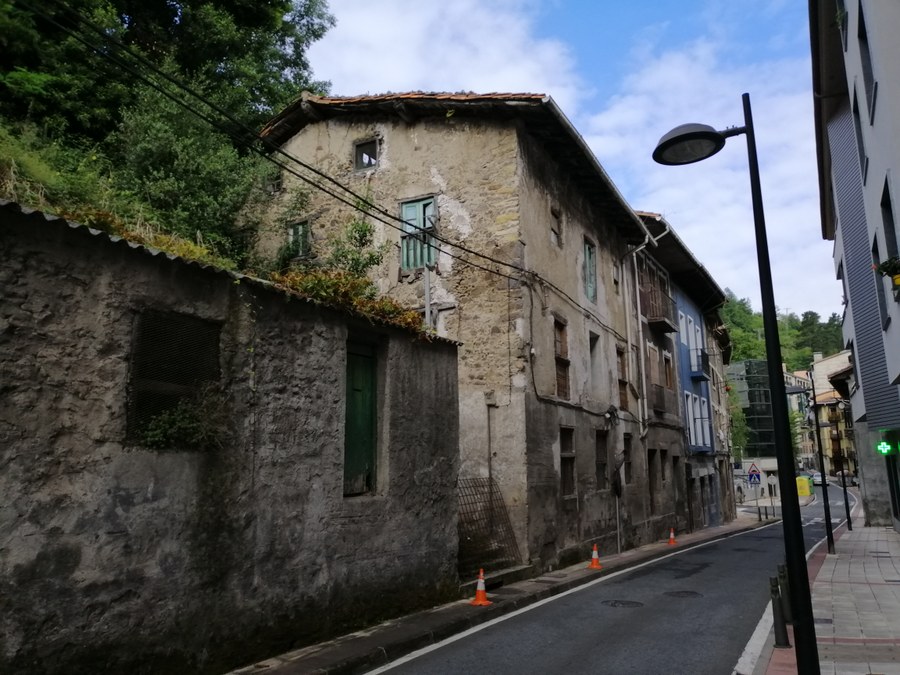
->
354;138;379;171
554;319;570;400
583;237;597;302
400;196;438;271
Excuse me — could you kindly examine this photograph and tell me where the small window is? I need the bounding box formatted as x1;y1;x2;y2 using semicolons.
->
617;346;628;410
354;139;378;170
678;312;687;344
852;90;868;183
596;430;609;491
623;433;633;484
873;238;890;328
583;239;597;302
550;205;562;247
554;320;570;400
127;310;221;447
400;197;437;270
663;351;674;389
287;220;310;257
560;427;575;497
857;2;877;121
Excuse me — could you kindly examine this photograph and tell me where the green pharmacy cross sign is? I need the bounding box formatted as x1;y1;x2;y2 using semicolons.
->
877;440;894;455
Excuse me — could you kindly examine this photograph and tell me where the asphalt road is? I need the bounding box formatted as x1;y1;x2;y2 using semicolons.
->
371;489;858;675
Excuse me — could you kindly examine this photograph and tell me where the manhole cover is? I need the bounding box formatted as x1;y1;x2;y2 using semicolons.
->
601;599;644;608
664;590;703;598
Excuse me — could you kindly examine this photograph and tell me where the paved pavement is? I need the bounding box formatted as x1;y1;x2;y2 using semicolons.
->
758;498;900;675
228;510;772;674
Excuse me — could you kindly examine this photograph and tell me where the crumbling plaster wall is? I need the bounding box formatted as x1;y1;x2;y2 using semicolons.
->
261;117;532;560
0;207;459;674
515;131;647;566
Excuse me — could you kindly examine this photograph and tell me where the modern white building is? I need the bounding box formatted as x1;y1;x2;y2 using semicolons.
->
810;0;900;526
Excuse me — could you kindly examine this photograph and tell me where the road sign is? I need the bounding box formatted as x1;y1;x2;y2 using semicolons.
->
748;464;761;485
767;475;778;486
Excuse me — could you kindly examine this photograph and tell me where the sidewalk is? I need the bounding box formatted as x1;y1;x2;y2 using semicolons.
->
229;510;769;674
760;501;900;674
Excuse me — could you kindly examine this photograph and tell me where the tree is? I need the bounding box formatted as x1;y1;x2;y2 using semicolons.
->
727;384;748;461
1;1;334;141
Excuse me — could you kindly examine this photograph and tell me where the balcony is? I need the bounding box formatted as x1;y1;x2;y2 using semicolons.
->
651;384;675;414
690;348;711;381
640;285;677;333
844;428;854;440
827;411;841;423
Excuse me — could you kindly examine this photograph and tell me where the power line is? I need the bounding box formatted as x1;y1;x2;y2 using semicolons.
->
27;0;626;339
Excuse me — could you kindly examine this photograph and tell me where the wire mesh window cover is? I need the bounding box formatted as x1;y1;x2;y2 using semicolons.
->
400;198;437;270
354;139;378;170
583;239;597;302
127;310;221;440
457;476;521;578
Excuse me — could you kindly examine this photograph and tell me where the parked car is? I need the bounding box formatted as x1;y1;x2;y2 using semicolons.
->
812;472;824;486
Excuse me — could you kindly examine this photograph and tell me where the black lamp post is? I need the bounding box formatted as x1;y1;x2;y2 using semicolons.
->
653;93;820;674
808;374;836;553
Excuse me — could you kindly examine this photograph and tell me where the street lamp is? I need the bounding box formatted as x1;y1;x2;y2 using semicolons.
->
653;93;820;673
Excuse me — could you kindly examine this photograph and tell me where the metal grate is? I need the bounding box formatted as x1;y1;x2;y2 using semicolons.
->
126;310;221;440
457;477;521;579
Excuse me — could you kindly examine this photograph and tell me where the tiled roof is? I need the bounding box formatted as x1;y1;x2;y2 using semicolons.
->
260;91;649;244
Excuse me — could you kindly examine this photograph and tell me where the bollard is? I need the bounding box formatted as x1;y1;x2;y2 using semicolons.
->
770;577;791;648
777;563;793;624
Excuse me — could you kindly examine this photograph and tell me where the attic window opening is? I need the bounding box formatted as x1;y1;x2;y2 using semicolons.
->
355;139;378;170
550;205;563;247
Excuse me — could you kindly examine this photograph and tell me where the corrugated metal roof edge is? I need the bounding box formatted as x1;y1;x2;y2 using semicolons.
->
0;200;458;345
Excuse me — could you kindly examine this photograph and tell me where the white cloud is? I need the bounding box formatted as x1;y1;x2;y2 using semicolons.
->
584;38;843;318
309;0;585;114
306;0;843;317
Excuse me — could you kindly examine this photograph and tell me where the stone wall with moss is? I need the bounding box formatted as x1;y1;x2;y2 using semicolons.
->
0;203;459;674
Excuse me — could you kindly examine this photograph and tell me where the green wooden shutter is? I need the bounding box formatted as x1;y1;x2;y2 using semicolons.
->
401;202;420;270
344;343;376;495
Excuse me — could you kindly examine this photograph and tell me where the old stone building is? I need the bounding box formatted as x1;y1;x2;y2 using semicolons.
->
0;201;460;674
259;91;732;570
635;212;735;532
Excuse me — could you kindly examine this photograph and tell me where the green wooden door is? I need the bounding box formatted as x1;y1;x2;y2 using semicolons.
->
344;343;376;495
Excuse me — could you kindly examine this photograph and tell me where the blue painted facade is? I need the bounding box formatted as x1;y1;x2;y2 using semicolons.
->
673;289;715;456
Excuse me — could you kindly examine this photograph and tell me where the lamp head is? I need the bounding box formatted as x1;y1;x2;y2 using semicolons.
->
652;123;727;165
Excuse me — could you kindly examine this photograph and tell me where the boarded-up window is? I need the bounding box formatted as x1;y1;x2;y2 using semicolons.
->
560;427;575;497
596;430;609;491
344;342;377;496
554;320;569;400
127;310;221;442
623;433;633;484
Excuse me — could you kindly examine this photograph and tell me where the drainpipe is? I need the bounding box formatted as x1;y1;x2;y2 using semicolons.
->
622;219;673;441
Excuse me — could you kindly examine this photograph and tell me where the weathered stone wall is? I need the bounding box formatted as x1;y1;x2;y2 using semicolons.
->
0;204;459;674
515;130;651;567
259;117;533;561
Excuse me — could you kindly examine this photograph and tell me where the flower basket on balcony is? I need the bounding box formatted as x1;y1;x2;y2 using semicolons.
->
874;257;900;288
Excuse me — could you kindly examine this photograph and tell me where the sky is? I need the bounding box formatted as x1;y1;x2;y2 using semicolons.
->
305;0;843;318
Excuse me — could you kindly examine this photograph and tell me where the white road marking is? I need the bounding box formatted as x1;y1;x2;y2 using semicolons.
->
367;523;783;674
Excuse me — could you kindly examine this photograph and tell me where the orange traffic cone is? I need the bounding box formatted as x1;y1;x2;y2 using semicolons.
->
470;568;492;606
587;544;603;570
668;528;677;546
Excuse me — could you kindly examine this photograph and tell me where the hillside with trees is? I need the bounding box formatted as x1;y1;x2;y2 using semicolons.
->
1;0;334;265
719;289;843;371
